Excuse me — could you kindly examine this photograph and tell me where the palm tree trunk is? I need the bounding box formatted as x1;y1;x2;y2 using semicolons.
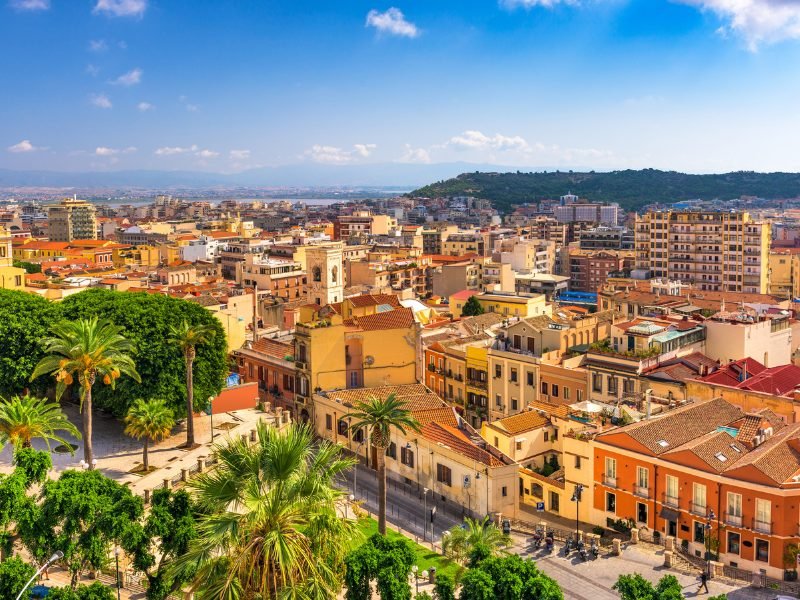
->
84;386;94;467
185;351;195;447
143;438;149;471
377;449;387;535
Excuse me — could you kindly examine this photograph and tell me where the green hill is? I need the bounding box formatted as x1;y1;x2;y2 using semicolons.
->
409;169;800;212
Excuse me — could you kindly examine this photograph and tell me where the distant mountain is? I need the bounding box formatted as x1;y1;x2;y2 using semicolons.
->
0;162;536;190
410;169;800;212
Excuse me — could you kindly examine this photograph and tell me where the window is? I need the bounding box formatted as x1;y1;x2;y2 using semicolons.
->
693;521;706;544
563;387;570;400
592;374;602;393
574;455;582;469
400;446;414;468
755;539;769;562
511;398;518;411
544;431;549;442
510;369;518;383
607;376;617;395
353;428;364;443
337;420;349;438
636;502;647;524
636;466;649;490
755;498;771;531
551;384;559;398
527;372;534;386
605;492;616;513
502;486;508;497
693;483;707;512
541;382;549;395
515;441;522;451
727;492;742;518
495;394;502;408
495;364;502;378
577;389;583;402
665;475;678;503
312;266;321;282
325;414;332;431
386;442;396;459
550;490;560;513
727;531;740;556
605;457;617;479
436;463;452;486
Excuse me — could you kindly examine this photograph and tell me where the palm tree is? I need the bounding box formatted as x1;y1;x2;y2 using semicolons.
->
31;317;140;467
442;516;511;566
172;422;356;599
168;320;215;448
348;393;420;535
124;398;175;472
0;394;81;452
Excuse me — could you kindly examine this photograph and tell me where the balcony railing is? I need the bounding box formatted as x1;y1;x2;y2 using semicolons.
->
689;502;708;516
753;519;772;534
602;473;617;488
634;485;650;499
724;513;743;528
663;493;679;508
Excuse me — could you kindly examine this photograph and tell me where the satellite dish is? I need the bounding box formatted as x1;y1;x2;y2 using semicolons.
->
365;355;375;365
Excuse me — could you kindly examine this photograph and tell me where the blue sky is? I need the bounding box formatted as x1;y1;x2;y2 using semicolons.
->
3;0;800;174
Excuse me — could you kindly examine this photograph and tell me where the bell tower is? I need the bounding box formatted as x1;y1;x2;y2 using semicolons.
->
306;242;344;306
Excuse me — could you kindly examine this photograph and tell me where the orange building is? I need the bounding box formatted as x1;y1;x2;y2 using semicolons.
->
593;398;800;579
424;341;447;398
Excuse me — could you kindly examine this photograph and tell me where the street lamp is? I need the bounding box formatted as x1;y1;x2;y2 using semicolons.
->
15;551;64;600
412;565;419;595
114;546;121;600
571;484;584;544
422;487;430;541
79;459;97;471
704;509;717;573
353;438;365;498
208;395;215;442
346;494;354;520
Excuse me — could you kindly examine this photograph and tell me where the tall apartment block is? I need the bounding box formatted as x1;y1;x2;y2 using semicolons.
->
634;210;770;294
47;197;98;241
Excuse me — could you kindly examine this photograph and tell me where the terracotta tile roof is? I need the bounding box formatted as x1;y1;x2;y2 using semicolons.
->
460;312;504;335
736;364;800;397
414;407;459;429
697;358;767;388
322;384;432;408
643;352;719;382
529;400;571;420
348;293;401;308
451;289;479;301
344;307;415;331
724;424;800;485
488;410;549;435
421;422;504;467
664;430;748;473
600;398;745;455
251;338;294;360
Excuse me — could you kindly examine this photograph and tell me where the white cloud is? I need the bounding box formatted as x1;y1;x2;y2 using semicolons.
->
304;143;377;164
90;93;112;109
366;7;419;38
680;0;800;48
93;0;147;17
9;0;49;10
353;143;377;158
447;130;530;152
8;139;41;153
137;101;154;111
195;149;219;158
86;64;100;77
111;67;142;86
95;146;136;156
398;144;431;164
500;0;579;8
155;144;198;156
88;39;107;52
229;149;251;160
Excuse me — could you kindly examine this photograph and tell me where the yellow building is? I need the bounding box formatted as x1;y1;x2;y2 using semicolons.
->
0;226;25;290
768;249;800;299
294;306;418;422
475;291;551;319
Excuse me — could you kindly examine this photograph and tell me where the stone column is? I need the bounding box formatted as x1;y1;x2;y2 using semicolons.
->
664;551;674;567
181;468;189;482
708;561;723;579
163;478;171;490
630;529;639;544
612;538;622;555
197;458;205;473
665;536;676;552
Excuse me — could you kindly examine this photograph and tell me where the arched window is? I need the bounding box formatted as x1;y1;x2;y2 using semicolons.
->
331;265;338;283
312;266;321;282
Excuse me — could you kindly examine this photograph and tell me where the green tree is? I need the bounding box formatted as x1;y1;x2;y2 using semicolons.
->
458;555;562;600
0;556;36;600
141;488;197;600
172;423;356;599
0;394;80;452
349;394;421;535
47;582;116;600
57;290;226;419
168;320;216;448
442;517;511;566
344;534;416;600
31;317;140;467
613;573;685;600
460;296;484;317
18;469;148;588
13;260;42;274
0;289;57;397
0;450;50;559
124;399;175;472
434;572;456;600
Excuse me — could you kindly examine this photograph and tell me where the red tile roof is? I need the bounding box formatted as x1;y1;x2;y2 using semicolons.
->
450;289;479;301
344;307;415;331
697;358;767;388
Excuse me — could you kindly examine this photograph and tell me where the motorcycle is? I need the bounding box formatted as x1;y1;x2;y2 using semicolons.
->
577;539;588;561
531;530;543;549
544;533;554;553
562;537;573;556
590;541;599;559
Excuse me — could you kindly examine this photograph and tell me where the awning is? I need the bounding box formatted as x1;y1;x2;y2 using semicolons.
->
659;507;679;521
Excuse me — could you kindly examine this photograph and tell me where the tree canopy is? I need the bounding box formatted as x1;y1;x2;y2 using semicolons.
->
459;555;563;600
613;573;726;600
461;296;484;317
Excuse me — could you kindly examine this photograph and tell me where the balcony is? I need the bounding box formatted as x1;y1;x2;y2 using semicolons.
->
753;519;772;534
724;513;743;528
663;494;679;508
602;473;617;488
690;502;708;516
295;360;308;370
454;374;464;382
634;485;650;499
467;379;488;390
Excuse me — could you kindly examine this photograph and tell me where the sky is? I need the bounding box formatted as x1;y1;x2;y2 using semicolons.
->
3;0;800;175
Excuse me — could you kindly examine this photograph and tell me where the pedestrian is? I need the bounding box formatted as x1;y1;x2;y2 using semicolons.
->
698;570;709;594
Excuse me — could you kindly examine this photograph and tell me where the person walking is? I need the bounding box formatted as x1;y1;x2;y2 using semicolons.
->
698;570;709;594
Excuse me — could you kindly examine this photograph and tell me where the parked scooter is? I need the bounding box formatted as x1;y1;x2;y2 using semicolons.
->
531;530;543;550
590;540;599;559
562;537;573;556
544;532;555;553
577;539;588;561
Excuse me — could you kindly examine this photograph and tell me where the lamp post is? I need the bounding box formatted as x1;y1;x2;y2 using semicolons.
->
423;487;430;541
79;459;97;471
114;546;121;600
704;509;717;574
15;551;64;600
571;484;584;544
208;395;215;442
346;493;354;520
412;565;419;595
353;438;365;498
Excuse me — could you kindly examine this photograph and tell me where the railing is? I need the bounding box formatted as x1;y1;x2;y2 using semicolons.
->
602;473;617;488
753;519;772;534
634;485;649;499
724;512;742;528
689;502;708;516
467;379;488;390
454;374;463;382
663;493;679;508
